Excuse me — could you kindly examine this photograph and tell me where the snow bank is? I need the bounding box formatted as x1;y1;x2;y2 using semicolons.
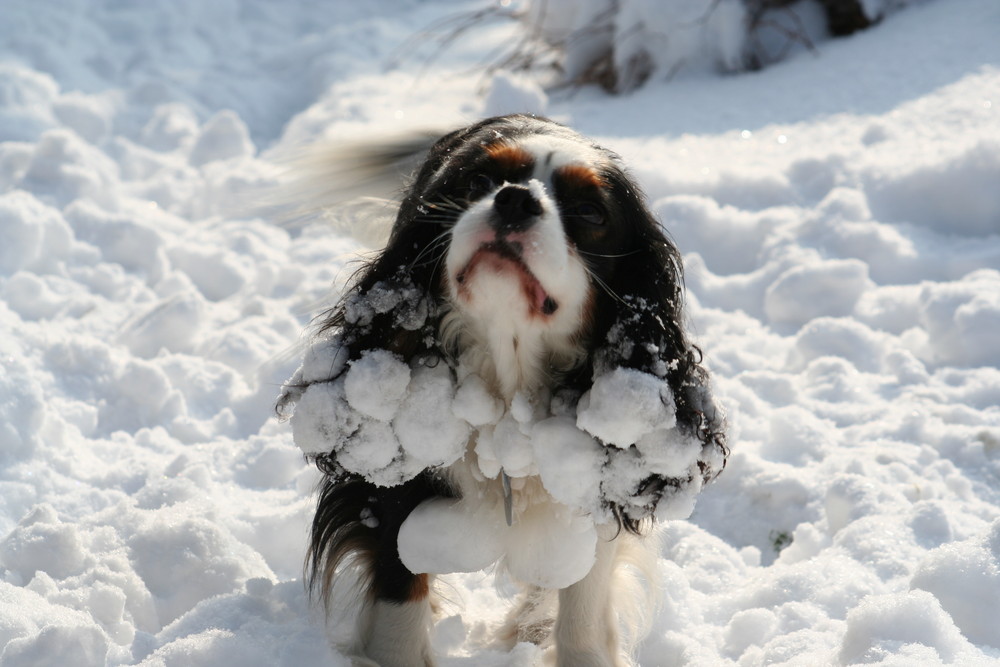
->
525;0;748;91
523;0;922;92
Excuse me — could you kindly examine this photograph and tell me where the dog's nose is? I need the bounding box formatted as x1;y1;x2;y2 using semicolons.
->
492;185;542;232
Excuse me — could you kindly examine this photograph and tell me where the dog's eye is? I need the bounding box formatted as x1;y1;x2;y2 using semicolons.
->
567;202;605;226
468;173;496;195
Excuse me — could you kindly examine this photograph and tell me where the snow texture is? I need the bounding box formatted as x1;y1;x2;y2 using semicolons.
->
1;0;999;665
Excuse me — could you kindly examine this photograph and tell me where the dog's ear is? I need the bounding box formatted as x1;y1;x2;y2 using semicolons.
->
587;172;727;493
315;214;446;365
311;130;471;364
590;170;690;377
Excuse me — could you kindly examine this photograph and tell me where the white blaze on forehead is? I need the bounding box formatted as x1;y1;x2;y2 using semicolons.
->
516;134;608;180
430;130;607;187
522;178;569;273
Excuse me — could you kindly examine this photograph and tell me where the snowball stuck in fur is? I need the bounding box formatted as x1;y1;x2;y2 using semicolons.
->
344;349;410;421
576;367;677;446
394;363;469;468
531;416;605;512
452;373;504;426
284;343;470;486
397;494;598;589
397;497;505;575
284;332;716;526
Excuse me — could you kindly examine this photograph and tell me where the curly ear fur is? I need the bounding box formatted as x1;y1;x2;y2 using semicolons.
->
586;168;728;531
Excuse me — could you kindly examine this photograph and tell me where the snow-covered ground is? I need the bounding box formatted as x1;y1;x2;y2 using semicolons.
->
1;0;999;664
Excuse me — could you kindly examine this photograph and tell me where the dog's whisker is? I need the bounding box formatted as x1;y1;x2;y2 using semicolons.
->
407;229;453;270
418;196;465;213
586;267;629;307
577;248;643;259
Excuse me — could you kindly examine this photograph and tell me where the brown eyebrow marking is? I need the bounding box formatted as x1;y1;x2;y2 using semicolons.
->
484;142;534;170
555;164;607;189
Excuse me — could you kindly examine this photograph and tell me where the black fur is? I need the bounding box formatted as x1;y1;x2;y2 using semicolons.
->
306;463;454;606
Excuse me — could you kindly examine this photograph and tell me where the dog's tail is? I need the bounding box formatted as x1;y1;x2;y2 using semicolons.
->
270;130;446;248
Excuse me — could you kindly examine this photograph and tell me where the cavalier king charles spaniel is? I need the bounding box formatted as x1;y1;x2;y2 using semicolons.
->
280;114;727;666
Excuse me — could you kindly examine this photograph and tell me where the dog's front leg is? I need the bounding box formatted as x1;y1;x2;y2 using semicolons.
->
553;526;625;667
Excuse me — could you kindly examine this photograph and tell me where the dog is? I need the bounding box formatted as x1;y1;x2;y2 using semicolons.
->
279;114;727;666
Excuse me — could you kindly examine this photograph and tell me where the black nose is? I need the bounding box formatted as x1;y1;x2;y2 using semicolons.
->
492;185;542;232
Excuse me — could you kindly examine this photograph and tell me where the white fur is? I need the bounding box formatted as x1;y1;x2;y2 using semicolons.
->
554;530;624;667
445;179;591;399
519;134;610;176
493;525;660;667
354;598;437;667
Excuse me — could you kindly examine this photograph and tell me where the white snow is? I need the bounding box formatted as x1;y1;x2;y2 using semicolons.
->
397;493;598;590
576;367;677;447
344;350;411;422
2;0;999;665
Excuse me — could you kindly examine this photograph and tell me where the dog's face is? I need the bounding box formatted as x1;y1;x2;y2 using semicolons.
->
393;118;654;395
443;136;611;351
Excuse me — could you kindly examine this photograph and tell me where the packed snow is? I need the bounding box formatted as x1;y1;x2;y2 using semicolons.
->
1;0;999;665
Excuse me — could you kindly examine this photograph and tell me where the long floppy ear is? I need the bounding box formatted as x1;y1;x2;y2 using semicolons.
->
276;126;476;478
590;170;694;376
585;171;728;527
310;124;482;364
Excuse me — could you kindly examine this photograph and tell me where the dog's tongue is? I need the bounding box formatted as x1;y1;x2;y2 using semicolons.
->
459;245;559;316
520;267;557;316
537;289;558;315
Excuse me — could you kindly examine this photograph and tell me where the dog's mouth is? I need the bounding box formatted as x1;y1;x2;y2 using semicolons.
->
455;240;559;316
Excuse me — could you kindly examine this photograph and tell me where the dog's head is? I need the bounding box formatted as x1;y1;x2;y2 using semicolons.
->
305;114;726;525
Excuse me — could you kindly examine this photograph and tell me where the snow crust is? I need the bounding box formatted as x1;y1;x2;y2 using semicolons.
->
1;0;999;665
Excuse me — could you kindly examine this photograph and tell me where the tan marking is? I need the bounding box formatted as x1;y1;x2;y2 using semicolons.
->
485;142;534;170
556;164;607;190
407;573;430;601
